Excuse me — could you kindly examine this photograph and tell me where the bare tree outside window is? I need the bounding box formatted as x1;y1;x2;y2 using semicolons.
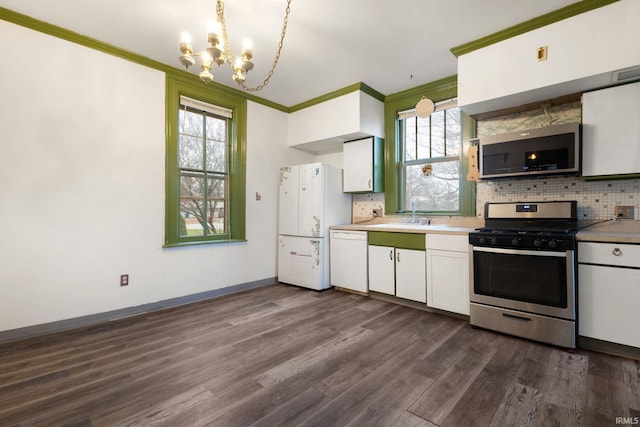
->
178;106;228;236
402;106;462;212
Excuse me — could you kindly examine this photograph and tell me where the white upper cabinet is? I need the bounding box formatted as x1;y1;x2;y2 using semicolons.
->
582;81;640;177
343;137;384;193
287;90;384;154
457;0;640;115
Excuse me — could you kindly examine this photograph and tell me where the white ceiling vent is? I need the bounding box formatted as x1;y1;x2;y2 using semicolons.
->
612;65;640;83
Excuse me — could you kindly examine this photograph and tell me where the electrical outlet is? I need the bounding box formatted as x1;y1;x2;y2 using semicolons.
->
615;206;635;219
372;208;383;217
120;274;129;286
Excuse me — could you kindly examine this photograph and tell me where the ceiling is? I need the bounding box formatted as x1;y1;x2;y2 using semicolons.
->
0;0;578;107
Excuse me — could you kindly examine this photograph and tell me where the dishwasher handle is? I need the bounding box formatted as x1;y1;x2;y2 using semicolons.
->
330;231;367;241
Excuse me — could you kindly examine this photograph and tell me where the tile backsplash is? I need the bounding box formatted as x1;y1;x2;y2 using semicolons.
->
352;101;640;221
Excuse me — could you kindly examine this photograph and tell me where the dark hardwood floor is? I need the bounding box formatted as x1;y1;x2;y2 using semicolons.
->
1;284;638;426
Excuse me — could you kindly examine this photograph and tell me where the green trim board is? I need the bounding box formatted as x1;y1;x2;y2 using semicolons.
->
0;6;289;113
288;82;386;113
368;232;426;250
165;75;247;246
450;0;619;57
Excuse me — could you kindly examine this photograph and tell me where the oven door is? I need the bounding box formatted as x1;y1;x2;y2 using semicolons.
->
470;246;575;320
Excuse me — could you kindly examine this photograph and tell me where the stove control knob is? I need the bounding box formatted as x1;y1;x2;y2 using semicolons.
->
490;237;500;246
548;240;559;249
533;239;543;248
511;238;521;246
478;236;487;245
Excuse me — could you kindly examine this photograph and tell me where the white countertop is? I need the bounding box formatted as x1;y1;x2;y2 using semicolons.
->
331;217;482;235
577;219;640;244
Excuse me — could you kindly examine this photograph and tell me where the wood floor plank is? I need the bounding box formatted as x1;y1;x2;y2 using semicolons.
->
488;382;543;427
407;330;497;425
0;284;639;426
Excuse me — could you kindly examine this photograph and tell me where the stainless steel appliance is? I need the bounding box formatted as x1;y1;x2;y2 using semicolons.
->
479;123;581;179
469;201;599;348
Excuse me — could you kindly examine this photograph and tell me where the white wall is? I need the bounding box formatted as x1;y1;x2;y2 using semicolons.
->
458;0;640;114
0;21;314;332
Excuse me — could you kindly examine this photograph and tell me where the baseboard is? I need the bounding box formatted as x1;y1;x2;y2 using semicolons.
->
578;336;640;361
0;278;276;344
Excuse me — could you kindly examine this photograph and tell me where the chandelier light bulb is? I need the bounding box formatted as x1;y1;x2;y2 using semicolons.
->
181;32;192;44
242;39;252;51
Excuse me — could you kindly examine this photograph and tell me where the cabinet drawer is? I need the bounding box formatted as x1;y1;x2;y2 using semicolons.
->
426;234;469;252
579;242;640;268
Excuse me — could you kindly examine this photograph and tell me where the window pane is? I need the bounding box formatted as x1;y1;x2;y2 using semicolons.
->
206;116;226;141
404;161;460;211
430;110;445;157
179;171;206;237
206;138;226;172
178;135;203;169
446;108;461;156
416;117;431;160
404;117;417;161
207;175;227;234
179;109;203;137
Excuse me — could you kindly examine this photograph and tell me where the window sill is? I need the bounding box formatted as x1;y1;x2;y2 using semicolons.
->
163;238;247;248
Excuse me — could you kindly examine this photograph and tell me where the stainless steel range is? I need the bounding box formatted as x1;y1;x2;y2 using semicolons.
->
469;201;600;348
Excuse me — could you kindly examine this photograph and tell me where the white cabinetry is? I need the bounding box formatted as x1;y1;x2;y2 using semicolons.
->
582;81;640;177
368;245;396;295
426;234;470;315
287;90;384;153
343;137;384;193
578;242;640;348
395;249;427;303
367;232;426;302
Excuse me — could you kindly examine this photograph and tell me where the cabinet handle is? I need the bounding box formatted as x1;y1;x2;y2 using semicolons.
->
389;250;393;261
397;251;400;263
368;179;371;189
613;247;622;256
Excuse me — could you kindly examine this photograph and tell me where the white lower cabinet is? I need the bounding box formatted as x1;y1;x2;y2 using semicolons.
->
367;232;426;303
426;234;470;315
368;245;395;295
578;242;640;348
395;248;427;303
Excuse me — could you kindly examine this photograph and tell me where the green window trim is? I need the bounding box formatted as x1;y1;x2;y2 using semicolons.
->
165;74;247;247
383;75;476;217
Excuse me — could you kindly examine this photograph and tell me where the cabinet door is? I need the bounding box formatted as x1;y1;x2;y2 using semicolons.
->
582;81;640;177
427;249;470;315
395;249;426;303
368;245;395;295
578;264;640;348
343;138;373;192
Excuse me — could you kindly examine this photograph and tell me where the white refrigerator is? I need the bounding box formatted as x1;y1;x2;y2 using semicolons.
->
278;163;352;290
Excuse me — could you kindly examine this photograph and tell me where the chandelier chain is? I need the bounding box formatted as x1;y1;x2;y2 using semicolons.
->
216;0;292;92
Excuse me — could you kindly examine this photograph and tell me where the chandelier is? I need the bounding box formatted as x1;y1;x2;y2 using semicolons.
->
178;0;292;92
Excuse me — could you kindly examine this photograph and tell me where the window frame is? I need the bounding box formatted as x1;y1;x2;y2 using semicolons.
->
165;75;246;246
383;76;476;216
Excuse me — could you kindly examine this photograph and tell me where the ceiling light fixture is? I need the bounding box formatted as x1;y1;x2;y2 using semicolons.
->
178;0;292;91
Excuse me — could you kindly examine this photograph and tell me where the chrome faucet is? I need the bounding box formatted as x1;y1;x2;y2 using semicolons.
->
411;200;416;224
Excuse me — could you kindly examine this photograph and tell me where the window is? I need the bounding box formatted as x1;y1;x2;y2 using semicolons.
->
400;103;462;211
383;76;475;216
165;76;246;246
178;98;231;237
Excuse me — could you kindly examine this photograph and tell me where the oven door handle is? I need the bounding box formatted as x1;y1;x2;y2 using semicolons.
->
472;246;568;258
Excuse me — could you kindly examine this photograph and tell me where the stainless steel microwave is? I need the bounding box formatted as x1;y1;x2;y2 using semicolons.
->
479;123;581;179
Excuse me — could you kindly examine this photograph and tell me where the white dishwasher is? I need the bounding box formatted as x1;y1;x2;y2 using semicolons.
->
330;230;368;293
